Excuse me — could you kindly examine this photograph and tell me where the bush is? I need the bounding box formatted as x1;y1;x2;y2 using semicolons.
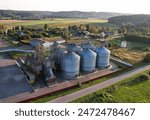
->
42;32;50;37
128;73;150;85
138;73;150;81
147;71;150;76
107;85;119;93
77;81;82;87
20;34;31;40
31;33;44;38
143;54;150;63
144;47;150;52
80;92;117;103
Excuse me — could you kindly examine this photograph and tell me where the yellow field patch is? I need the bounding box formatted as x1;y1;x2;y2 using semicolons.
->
111;48;147;64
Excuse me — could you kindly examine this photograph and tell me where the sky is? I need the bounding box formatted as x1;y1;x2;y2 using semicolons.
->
0;0;150;14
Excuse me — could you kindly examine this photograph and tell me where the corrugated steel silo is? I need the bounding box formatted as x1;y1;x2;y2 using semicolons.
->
80;48;97;72
67;43;82;53
81;42;95;51
61;51;80;79
57;48;67;65
96;46;110;68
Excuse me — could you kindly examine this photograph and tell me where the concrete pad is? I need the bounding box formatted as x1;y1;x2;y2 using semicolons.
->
0;55;32;99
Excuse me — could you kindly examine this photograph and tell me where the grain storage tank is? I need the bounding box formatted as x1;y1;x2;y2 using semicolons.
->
81;42;96;51
61;51;80;79
67;43;82;53
80;48;97;72
57;48;67;65
96;46;110;68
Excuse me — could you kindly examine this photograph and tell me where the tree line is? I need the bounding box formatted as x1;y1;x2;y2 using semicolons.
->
108;14;150;26
0;10;122;20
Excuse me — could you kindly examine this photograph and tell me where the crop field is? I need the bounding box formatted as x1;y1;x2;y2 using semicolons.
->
89;22;118;28
0;20;28;24
72;70;150;103
0;19;107;28
110;39;150;64
111;48;147;64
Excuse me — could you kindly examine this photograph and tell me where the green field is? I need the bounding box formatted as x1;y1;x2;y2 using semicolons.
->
110;38;150;50
0;19;107;28
72;70;150;103
89;22;118;28
128;41;150;50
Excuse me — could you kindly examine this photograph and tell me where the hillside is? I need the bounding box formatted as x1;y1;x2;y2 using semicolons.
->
0;10;123;20
108;14;150;26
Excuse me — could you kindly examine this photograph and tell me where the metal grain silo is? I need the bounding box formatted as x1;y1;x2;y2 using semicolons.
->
57;48;67;65
80;48;97;72
61;51;80;79
81;42;96;51
96;46;110;68
67;43;82;53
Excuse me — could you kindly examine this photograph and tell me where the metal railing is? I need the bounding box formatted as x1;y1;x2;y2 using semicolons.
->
0;47;35;53
110;56;133;67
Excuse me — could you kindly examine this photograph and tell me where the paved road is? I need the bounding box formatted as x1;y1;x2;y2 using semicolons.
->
49;65;150;103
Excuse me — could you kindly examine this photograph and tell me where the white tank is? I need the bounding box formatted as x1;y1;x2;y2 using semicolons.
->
121;41;127;48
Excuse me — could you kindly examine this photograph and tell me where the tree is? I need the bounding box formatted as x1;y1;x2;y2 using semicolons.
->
62;29;71;42
118;26;127;34
44;24;49;31
71;25;79;32
143;53;150;63
14;26;20;31
0;24;6;30
0;24;6;33
79;24;86;30
139;73;149;81
20;34;31;40
86;24;90;31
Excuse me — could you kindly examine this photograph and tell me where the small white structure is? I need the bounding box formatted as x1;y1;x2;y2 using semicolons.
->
30;38;66;48
43;40;66;48
100;32;105;38
5;29;8;35
42;42;53;48
121;41;127;48
19;26;22;31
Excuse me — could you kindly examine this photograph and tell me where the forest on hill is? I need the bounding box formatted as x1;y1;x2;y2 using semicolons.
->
108;14;150;27
0;10;122;20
